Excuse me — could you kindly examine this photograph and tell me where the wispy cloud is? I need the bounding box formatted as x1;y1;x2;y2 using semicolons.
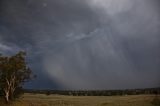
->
0;43;22;55
0;43;12;51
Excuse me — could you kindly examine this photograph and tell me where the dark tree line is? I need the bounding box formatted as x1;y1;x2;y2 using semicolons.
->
24;88;160;96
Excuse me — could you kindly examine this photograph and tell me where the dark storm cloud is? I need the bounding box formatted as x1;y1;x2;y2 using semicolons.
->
0;0;160;89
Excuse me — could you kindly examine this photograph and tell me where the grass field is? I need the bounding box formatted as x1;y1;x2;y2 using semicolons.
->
0;94;159;106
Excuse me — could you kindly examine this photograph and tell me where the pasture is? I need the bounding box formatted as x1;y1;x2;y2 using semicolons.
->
0;94;159;106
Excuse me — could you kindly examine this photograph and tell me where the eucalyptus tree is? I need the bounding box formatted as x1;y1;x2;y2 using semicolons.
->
0;51;34;103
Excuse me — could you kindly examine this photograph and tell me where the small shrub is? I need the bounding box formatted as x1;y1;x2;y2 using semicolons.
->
46;91;51;96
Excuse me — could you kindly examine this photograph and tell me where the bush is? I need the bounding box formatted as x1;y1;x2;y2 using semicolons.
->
13;87;24;99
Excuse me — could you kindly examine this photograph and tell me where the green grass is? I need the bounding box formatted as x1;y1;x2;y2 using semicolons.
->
0;94;159;106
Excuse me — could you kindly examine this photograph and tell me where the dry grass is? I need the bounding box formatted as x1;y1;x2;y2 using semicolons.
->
0;94;159;106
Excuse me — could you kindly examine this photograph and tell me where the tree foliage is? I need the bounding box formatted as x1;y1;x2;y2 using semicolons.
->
0;51;34;103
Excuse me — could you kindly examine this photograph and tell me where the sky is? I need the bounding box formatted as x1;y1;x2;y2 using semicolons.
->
0;0;160;90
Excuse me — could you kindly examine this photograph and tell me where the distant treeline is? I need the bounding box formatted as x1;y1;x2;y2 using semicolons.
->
23;88;160;96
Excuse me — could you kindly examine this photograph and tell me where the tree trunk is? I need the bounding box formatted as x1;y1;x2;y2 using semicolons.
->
4;78;11;103
5;91;9;103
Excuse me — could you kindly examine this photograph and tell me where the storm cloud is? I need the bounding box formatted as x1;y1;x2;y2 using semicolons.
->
0;0;160;89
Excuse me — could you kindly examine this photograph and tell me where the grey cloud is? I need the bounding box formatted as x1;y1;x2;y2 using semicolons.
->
0;0;160;89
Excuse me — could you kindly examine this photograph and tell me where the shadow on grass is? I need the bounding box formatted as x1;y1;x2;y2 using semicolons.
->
151;95;160;106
